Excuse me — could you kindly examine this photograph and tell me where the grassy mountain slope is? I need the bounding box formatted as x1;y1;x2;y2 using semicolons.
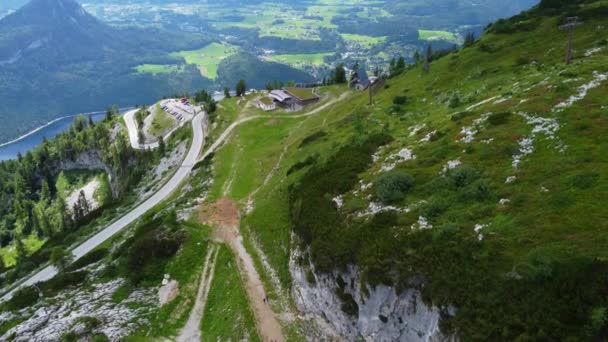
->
205;1;608;340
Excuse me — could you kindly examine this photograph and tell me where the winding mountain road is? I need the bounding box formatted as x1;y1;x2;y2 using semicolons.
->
1;113;207;301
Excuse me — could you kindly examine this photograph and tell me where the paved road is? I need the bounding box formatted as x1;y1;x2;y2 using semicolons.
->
2;113;206;301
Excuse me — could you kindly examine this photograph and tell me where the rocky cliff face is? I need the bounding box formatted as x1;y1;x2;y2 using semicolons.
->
58;150;118;197
290;247;452;341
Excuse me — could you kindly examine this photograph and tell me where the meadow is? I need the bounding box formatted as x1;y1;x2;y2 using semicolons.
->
170;43;239;80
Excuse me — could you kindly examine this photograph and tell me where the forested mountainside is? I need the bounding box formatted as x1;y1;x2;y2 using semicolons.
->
216;53;316;90
0;0;211;143
0;109;168;286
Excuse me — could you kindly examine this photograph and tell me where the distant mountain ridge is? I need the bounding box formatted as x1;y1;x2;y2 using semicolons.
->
0;0;212;143
0;0;130;65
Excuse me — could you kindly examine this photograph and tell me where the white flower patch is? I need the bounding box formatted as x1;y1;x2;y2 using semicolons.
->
333;195;344;209
474;224;488;241
409;124;426;137
412;216;432;230
499;198;511;206
353;180;373;195
512;137;534;169
458;112;491;143
372;146;387;162
459;126;478;143
380;148;416;172
511;112;561;169
419;130;437;143
357;202;411;217
519;99;529;104
520;112;560;137
481;138;494;144
585;47;603;57
505;176;517;184
541;186;550;193
442;159;462;173
554;72;608;112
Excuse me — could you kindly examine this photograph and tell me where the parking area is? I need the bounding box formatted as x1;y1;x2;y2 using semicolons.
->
159;98;198;122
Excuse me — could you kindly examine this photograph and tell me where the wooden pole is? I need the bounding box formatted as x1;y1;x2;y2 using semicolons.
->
560;17;583;65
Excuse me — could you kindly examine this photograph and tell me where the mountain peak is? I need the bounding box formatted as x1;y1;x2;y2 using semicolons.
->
13;0;92;25
0;0;117;63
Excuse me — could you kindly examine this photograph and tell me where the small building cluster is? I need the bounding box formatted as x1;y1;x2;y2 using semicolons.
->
256;87;320;112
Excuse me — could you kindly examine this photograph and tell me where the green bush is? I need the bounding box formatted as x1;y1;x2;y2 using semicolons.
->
374;171;415;204
450;111;473;122
570;172;600;189
488;112;511;126
449;167;480;188
448;93;461;108
125;230;185;285
514;57;530;66
66;248;108;272
287;155;318;176
5;286;39;311
421;196;450;218
299;131;327;148
393;96;408;105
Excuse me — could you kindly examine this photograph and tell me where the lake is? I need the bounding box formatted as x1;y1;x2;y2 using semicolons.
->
0;109;130;161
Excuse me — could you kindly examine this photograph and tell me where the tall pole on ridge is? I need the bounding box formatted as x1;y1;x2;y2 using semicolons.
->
560;17;583;65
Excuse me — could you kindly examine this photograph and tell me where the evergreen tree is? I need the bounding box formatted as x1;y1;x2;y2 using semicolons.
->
413;50;421;64
236;79;247;97
158;135;166;156
205;99;217;114
266;82;273;91
50;246;73;270
105;105;118;121
40;180;51;205
389;58;396;74
138;129;145;145
88;114;94;127
224;87;231;98
463;32;476;47
396;56;406;72
78;190;89;216
333;64;347;84
15;238;26;262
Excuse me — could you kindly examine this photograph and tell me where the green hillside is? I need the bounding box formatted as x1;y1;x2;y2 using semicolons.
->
207;1;608;340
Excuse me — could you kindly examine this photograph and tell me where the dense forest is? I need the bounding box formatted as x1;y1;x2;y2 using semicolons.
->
0;110;156;273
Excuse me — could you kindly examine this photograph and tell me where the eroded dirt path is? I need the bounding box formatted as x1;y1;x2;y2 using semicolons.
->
176;244;219;342
200;198;285;342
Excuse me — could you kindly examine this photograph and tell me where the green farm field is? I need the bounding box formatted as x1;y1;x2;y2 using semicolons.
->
171;43;238;79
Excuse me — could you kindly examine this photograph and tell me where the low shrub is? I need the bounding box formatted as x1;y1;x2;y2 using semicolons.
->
451;111;473;122
448;93;461;108
393;96;408;105
287;155;318;176
299;131;327;148
421;196;450;218
375;171;415;204
66;248;108;272
488;112;512;126
570;172;600;189
449;167;480;188
5;286;39;311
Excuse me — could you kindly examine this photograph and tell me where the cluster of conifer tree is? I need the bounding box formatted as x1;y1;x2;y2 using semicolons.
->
0;110;153;268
